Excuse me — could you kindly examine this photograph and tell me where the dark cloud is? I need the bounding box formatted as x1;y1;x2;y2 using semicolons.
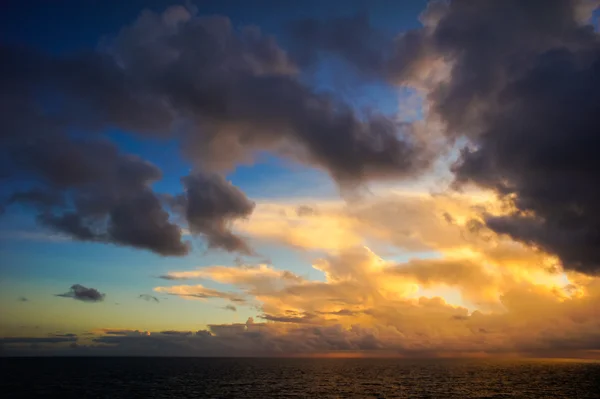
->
0;336;77;344
17;297;29;302
102;329;141;336
160;330;193;336
6;137;190;256
418;0;600;274
115;8;428;183
139;294;160;303
223;304;237;312
51;333;78;338
56;284;105;302
169;173;255;254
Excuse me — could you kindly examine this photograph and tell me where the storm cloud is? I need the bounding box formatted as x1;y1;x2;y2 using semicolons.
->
422;0;600;274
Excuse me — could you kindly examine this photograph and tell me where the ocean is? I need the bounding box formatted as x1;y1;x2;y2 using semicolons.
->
1;357;599;398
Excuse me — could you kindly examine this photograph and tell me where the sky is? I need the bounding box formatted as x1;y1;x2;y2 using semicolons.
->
1;0;600;358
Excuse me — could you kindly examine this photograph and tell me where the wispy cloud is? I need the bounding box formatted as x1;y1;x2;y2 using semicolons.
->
138;294;159;303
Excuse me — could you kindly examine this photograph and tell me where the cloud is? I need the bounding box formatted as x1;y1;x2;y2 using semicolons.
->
168;173;255;254
6;137;190;256
287;13;390;80
1;5;436;257
144;246;600;357
56;284;105;302
156;274;189;281
296;205;319;217
0;336;77;344
160;330;193;336
138;294;159;303
223;304;237;312
17;297;28;302
97;329;148;336
142;184;600;357
285;1;600;275
154;283;246;304
419;0;600;275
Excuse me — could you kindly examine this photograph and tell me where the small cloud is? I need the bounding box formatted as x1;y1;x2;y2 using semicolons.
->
139;294;160;303
296;205;318;217
17;297;29;302
56;284;105;302
157;274;189;281
222;304;237;312
51;333;77;338
442;212;455;225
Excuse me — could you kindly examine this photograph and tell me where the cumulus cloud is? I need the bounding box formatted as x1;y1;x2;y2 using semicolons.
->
168;173;255;254
129;189;600;357
421;0;600;275
6;137;190;256
56;284;105;302
142;245;600;357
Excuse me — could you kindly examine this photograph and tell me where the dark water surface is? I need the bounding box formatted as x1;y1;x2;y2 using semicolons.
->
1;357;599;398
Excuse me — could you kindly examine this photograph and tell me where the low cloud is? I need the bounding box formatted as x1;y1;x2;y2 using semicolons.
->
0;336;77;344
56;284;105;302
